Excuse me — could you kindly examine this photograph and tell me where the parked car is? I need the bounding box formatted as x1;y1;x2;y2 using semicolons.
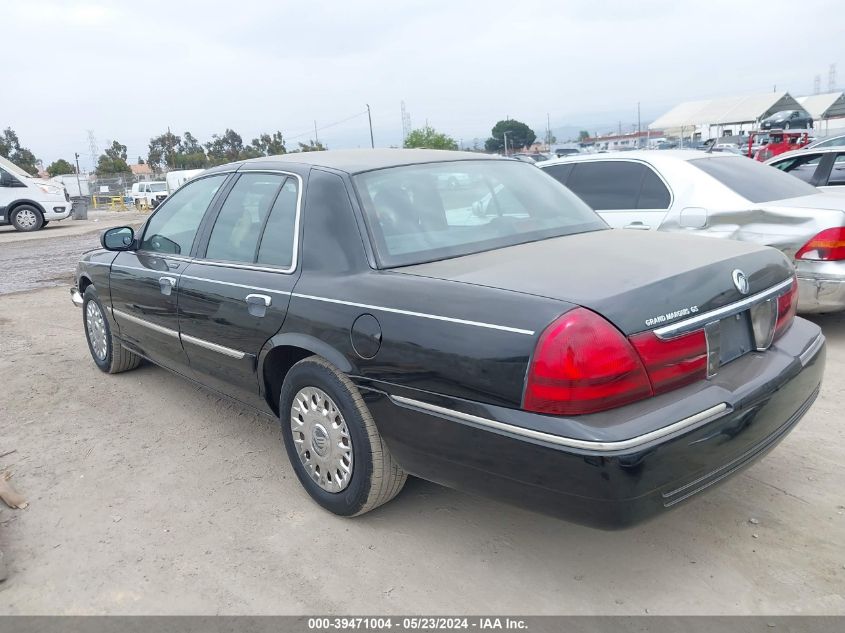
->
131;181;168;208
765;147;845;190
806;134;845;149
0;155;73;231
554;148;580;157
760;110;813;130
71;149;824;529
539;150;845;313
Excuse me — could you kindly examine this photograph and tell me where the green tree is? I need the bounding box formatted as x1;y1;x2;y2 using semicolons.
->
95;140;131;175
171;131;208;169
147;130;181;171
205;129;245;165
0;128;39;175
294;140;327;152
578;130;590;141
251;131;286;156
46;158;75;177
403;125;458;150
485;119;536;153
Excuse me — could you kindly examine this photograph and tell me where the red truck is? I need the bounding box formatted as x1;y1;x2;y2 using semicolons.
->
745;130;810;161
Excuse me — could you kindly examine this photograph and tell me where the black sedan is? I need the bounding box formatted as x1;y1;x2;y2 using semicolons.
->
71;149;825;528
760;109;813;130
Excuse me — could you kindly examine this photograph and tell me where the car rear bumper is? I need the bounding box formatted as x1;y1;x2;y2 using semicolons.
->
358;317;825;529
796;260;845;312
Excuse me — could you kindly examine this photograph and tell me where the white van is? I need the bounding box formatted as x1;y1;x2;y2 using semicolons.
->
0;155;73;231
165;168;204;193
130;181;168;208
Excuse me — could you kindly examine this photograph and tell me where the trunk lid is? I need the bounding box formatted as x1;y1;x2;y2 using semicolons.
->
397;229;793;335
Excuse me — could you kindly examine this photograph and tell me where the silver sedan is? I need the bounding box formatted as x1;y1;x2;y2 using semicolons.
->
539;150;845;313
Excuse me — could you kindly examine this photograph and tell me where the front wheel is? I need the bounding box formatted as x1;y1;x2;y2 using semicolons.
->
82;286;142;374
280;356;407;516
11;206;43;232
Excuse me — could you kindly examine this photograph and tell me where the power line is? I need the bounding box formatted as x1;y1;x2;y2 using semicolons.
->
285;110;369;143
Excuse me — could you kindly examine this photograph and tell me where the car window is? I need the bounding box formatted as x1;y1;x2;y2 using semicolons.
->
205;173;285;263
770;154;822;183
542;163;574;185
689;156;817;203
256;178;299;269
140;174;227;255
354;160;604;267
566;161;647;210
637;167;671;209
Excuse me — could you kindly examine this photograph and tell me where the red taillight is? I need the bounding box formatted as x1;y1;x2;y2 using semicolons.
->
774;277;798;340
523;308;653;415
795;227;845;261
629;329;708;395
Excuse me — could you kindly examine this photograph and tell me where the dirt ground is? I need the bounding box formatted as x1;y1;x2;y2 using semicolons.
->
0;223;843;615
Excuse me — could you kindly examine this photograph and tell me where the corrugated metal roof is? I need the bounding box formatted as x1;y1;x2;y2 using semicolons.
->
649;92;804;129
796;92;845;119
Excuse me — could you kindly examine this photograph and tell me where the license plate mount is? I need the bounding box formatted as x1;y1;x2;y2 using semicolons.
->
719;310;755;365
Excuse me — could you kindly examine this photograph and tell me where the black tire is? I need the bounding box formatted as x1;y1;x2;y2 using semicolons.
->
280;356;407;516
10;205;43;232
82;286;142;374
42;221;50;226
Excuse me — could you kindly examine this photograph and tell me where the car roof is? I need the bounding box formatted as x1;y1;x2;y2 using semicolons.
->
233;149;504;175
538;149;735;166
764;146;845;163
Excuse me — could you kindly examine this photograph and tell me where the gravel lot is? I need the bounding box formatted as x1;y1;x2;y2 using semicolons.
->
0;223;843;615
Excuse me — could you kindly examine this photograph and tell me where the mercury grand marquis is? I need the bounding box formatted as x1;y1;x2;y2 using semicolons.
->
71;149;825;528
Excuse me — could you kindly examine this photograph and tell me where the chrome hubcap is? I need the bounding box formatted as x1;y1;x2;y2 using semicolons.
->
85;301;108;361
290;387;353;493
16;209;37;229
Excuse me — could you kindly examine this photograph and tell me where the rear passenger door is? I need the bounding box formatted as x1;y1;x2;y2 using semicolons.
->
178;170;302;409
562;160;672;230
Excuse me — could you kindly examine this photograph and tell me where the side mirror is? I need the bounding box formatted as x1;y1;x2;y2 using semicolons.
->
101;226;135;251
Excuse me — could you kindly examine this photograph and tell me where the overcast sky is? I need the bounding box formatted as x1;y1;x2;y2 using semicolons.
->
5;0;843;169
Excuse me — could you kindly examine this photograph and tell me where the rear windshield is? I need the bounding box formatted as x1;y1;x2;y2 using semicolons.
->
689;156;818;203
353;160;605;267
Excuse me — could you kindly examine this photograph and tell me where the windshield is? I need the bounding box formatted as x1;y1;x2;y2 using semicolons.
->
0;155;33;179
354;160;605;267
150;183;167;192
689;156;818;203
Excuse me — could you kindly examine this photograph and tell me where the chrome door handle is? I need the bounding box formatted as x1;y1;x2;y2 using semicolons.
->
624;222;651;230
159;276;177;296
245;294;271;317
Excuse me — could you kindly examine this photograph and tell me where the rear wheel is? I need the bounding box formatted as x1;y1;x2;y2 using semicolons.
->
82;286;141;374
280;356;407;516
11;206;43;232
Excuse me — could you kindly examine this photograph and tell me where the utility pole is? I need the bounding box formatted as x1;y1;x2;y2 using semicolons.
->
366;104;374;148
546;112;551;150
637;102;641;148
73;152;83;195
314;120;319;145
503;131;509;156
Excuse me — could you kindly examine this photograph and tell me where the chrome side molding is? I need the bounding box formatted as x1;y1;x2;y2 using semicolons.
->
390;395;729;452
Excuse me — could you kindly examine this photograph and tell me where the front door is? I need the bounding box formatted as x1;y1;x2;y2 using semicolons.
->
562;160;672;230
109;173;229;372
178;171;301;408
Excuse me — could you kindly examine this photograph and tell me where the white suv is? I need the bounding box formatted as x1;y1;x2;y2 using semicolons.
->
0;156;73;231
